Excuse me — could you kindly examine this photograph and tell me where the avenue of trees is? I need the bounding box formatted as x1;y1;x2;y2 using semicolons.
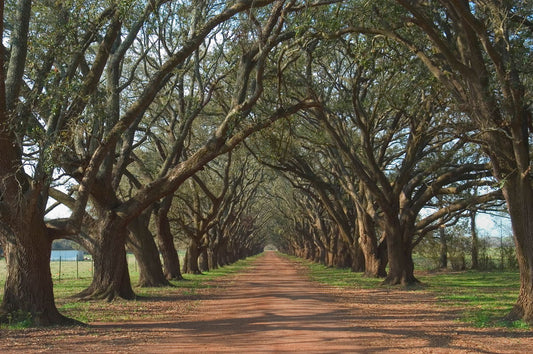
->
1;0;532;325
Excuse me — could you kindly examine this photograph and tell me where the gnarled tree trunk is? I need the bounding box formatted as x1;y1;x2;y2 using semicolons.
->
77;213;135;300
199;248;209;272
349;238;365;272
377;238;388;277
357;206;386;277
0;217;75;326
335;238;352;268
207;247;219;270
382;218;418;286
128;209;170;287
503;174;533;323
183;237;202;274
217;238;230;267
155;196;183;280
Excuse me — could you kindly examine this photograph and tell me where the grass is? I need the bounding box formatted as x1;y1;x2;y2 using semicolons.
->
287;255;529;330
0;253;260;327
418;270;529;329
289;256;383;289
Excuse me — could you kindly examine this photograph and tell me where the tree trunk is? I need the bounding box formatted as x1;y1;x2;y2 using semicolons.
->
218;250;229;267
303;241;313;260
0;219;76;326
350;241;365;272
155;196;183;280
199;248;209;272
217;239;229;266
360;237;385;277
502;175;533;324
183;238;202;274
377;238;388;277
326;250;334;267
326;231;336;266
208;246;219;270
127;211;170;287
77;213;135;300
317;242;326;265
382;220;418;285
470;210;479;270
439;226;448;269
335;238;352;268
358;209;386;277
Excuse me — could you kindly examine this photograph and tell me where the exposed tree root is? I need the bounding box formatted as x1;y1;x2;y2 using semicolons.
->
75;285;136;302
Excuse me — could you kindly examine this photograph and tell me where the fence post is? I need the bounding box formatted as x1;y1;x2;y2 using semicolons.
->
58;256;62;282
76;257;79;279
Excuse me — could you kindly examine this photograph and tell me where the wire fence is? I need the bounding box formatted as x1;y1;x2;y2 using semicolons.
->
0;254;140;289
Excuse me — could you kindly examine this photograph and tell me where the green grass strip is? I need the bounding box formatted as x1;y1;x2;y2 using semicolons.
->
418;270;528;329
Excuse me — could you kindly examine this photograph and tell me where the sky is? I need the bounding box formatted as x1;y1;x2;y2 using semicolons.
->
476;212;512;239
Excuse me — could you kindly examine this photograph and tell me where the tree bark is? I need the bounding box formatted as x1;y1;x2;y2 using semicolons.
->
334;237;352;268
199;248;209;272
77;213;135;300
0;219;76;326
357;206;386;277
326;232;337;267
304;241;314;261
377;238;388;276
217;239;230;266
127;210;170;287
470;210;479;270
218;250;229;267
359;236;385;277
207;247;219;270
350;245;365;272
183;238;202;274
155;196;183;280
502;174;533;324
316;241;326;265
382;220;419;286
4;0;31;110
439;226;448;269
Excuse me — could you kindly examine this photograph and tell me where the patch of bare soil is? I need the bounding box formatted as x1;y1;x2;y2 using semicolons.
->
1;251;532;353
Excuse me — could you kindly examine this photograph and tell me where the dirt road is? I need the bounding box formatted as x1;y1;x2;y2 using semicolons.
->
2;251;532;352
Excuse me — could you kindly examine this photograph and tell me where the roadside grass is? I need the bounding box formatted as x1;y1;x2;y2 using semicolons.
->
0;254;260;327
288;256;383;289
418;271;528;329
287;255;529;330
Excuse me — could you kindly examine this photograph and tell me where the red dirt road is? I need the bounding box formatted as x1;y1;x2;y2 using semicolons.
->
2;251;533;353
